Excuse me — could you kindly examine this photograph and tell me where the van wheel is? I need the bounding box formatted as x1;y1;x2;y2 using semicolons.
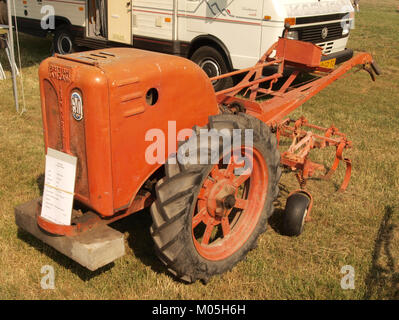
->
191;46;234;92
53;25;76;55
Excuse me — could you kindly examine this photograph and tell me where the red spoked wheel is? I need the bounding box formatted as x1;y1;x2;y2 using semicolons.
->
150;114;281;283
192;147;268;261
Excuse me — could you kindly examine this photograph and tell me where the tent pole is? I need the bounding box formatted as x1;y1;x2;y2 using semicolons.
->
7;0;19;112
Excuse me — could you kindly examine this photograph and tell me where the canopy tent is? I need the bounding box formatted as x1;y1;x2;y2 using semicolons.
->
0;0;20;112
0;1;8;48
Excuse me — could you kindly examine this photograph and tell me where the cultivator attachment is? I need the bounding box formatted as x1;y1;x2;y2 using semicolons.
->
277;117;352;192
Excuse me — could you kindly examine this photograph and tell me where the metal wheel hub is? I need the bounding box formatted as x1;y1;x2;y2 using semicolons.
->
192;147;268;261
205;176;237;219
199;59;221;85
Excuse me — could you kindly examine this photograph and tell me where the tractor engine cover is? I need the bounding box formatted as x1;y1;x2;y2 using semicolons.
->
38;48;218;217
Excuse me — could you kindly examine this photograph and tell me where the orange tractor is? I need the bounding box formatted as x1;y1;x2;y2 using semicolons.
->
15;30;379;283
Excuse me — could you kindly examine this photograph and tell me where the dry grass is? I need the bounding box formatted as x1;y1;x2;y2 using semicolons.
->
0;0;398;299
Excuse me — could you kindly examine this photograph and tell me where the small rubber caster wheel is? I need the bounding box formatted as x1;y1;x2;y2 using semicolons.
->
282;192;310;236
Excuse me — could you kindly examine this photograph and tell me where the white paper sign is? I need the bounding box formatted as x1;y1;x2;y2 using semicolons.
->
41;148;77;226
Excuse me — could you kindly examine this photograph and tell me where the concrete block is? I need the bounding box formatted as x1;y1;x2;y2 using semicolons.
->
15;198;126;271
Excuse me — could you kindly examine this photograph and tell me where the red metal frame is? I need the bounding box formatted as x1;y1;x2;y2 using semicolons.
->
214;38;377;125
213;37;378;194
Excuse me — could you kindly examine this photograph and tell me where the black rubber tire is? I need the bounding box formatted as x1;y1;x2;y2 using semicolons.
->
282;193;310;237
53;25;76;55
191;46;234;92
150;113;281;283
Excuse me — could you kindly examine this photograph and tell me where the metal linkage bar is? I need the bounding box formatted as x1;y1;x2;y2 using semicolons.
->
214;38;379;126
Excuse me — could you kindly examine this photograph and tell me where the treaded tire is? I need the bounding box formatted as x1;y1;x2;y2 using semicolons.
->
191;46;234;92
282;193;310;237
53;25;76;55
150;114;281;283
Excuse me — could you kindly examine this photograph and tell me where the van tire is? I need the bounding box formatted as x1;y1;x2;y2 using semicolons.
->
191;46;234;92
53;25;76;55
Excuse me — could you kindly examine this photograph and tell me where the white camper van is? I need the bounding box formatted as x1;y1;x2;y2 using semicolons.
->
14;0;355;90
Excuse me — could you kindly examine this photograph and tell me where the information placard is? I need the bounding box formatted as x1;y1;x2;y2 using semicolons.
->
41;148;77;226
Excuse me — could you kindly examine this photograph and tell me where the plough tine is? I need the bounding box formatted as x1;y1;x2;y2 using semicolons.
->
338;158;352;192
323;155;352;192
323;139;351;187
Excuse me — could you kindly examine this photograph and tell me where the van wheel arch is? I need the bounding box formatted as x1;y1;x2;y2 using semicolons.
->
188;35;233;71
188;36;234;91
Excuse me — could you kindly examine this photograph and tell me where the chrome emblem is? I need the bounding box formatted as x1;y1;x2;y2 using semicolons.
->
71;92;83;121
321;27;329;40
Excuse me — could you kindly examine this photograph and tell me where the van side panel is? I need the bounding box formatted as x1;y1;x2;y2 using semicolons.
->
15;0;354;71
178;0;264;69
14;0;85;28
133;1;174;41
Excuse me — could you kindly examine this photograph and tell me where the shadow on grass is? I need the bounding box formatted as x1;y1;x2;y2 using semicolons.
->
364;205;399;299
36;173;44;196
109;209;168;277
110;210;199;284
268;182;290;236
268;207;285;236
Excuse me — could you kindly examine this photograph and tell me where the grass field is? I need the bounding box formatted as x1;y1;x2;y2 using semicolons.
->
0;0;398;300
